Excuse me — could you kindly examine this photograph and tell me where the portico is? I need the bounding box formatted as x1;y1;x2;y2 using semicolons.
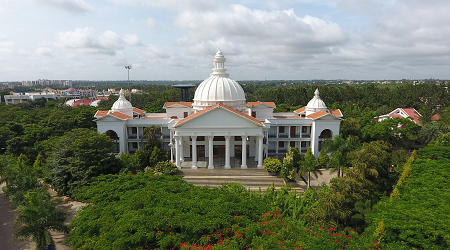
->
171;103;266;169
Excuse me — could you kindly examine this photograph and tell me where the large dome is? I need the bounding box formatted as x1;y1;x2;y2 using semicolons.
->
305;89;327;116
192;50;246;112
111;89;133;117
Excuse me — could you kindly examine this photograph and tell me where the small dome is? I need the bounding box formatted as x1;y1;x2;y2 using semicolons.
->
305;89;327;116
111;89;133;113
192;50;246;112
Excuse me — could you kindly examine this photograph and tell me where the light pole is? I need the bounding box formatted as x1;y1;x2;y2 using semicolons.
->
125;65;132;101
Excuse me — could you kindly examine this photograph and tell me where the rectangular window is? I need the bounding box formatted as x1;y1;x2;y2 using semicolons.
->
184;112;188;118
252;111;256;117
279;126;285;133
132;142;138;148
302;126;307;133
301;141;307;147
131;127;137;134
278;141;284;148
290;141;295;147
197;136;205;141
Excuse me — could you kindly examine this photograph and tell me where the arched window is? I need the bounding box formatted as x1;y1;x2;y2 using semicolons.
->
319;129;332;139
106;130;120;153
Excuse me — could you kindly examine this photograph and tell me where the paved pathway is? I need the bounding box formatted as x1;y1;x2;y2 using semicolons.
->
0;183;34;250
301;169;338;188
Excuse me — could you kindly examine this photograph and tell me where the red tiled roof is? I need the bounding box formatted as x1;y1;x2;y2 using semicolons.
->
94;110;109;117
388;108;421;124
133;107;145;114
163;102;192;108
328;109;343;117
306;111;329;120
109;112;132;120
431;114;440;121
174;103;263;127
400;108;421;124
294;107;306;114
97;96;109;100
66;87;77;91
72;99;93;107
248;101;276;108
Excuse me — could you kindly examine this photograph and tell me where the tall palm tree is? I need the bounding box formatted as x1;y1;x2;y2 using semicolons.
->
13;186;69;250
299;147;322;187
321;135;360;177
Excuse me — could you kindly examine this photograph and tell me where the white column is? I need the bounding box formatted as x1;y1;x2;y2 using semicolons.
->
208;136;214;169
254;137;259;161
170;143;174;162
241;136;247;169
179;137;184;163
175;136;181;168
191;136;197;169
257;135;263;169
225;136;231;169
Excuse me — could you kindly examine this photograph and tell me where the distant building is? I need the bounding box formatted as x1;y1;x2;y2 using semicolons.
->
94;50;342;169
4;92;58;105
377;108;439;125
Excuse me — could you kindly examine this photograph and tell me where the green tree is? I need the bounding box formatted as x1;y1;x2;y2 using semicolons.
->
348;140;391;180
299;147;321;187
317;151;329;167
322;135;360;178
33;154;46;176
13;187;69;250
341;117;362;139
292;146;302;170
45;128;121;195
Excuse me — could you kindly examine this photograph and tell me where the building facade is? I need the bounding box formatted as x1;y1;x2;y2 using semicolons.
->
94;50;343;169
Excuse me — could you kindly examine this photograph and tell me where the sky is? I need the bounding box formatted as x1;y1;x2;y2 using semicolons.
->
1;0;450;81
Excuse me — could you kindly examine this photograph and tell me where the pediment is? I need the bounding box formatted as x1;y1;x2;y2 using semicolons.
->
174;105;264;129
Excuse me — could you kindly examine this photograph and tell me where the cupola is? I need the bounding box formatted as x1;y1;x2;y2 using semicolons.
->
192;50;246;112
111;89;133;117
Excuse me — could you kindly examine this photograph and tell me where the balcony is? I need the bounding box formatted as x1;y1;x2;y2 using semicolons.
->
290;134;301;138
302;134;311;138
278;134;289;138
128;134;138;139
268;134;277;138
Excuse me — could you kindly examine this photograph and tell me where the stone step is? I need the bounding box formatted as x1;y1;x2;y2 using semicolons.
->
177;168;274;176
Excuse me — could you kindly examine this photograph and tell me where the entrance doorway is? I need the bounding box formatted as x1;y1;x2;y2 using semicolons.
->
234;145;249;158
213;145;225;158
190;145;206;160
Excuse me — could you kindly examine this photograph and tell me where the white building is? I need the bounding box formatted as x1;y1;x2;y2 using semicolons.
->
4;92;58;105
94;50;342;169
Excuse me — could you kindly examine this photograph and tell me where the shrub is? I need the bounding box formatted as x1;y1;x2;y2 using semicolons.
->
280;161;296;181
263;157;282;173
155;161;177;175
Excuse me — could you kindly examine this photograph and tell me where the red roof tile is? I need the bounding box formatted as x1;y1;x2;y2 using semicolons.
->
431;114;440;121
133;107;145;114
294;107;306;114
174;103;263;127
163;102;192;108
306;111;329;120
94;110;109;117
109;112;132;120
248;101;276;108
72;99;93;107
328;109;343;117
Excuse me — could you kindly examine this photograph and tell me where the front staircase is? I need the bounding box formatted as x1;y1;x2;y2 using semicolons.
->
176;168;305;193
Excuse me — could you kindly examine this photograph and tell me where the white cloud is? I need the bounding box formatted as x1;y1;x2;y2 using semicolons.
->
131;17;157;29
108;0;220;11
35;0;93;14
35;47;53;56
123;34;142;46
55;27;142;55
173;5;347;62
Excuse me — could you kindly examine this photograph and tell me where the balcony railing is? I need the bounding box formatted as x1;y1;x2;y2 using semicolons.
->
279;134;289;138
268;134;277;138
128;134;137;139
302;134;311;138
290;134;301;138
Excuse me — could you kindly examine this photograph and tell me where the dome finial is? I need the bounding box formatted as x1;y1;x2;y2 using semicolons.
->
314;88;320;98
212;50;228;77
